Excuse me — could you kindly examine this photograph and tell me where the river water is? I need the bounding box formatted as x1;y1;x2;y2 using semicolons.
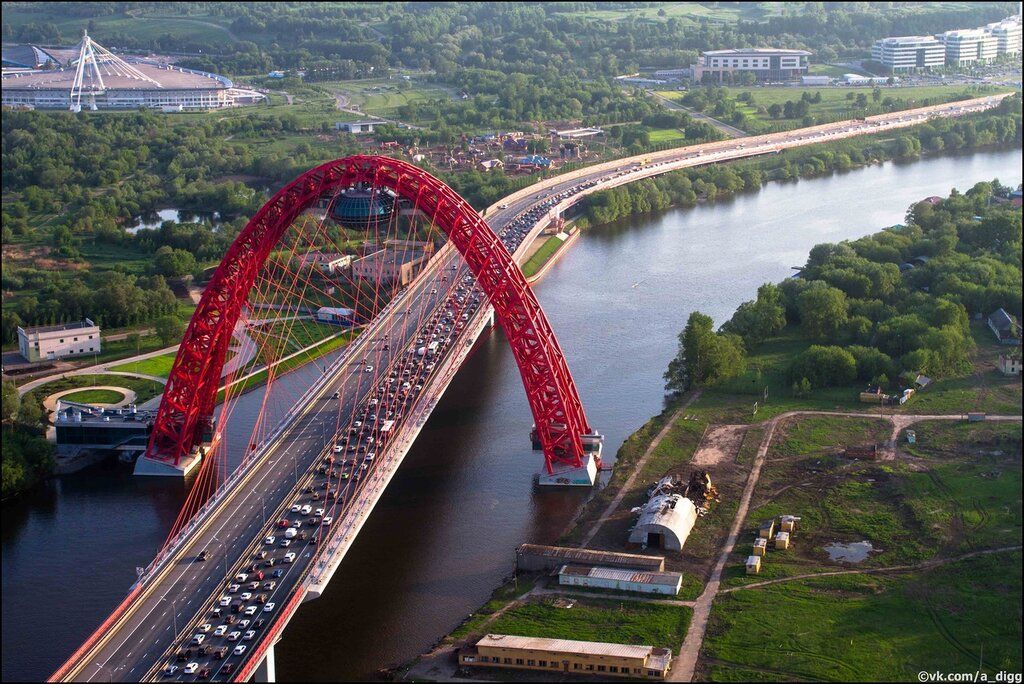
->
2;148;1020;681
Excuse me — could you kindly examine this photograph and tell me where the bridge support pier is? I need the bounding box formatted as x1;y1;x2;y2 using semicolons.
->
132;451;201;477
255;642;277;683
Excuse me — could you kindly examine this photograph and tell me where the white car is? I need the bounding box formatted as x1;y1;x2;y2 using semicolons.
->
238;619;250;629
322;516;333;526
290;504;301;513
364;365;373;373
264;602;276;612
280;538;292;547
245;605;258;616
198;623;212;633
300;505;312;515
214;625;228;637
191;634;205;645
240;592;252;601
234;645;247;656
244;630;256;641
184;663;199;675
263;536;276;545
333;445;343;453
235;573;248;583
283;552;296;564
163;665;179;676
219;597;231;607
315;508;325;517
228;584;240;594
227;631;242;642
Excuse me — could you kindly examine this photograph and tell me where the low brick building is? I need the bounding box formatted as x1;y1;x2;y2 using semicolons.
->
459;634;673;679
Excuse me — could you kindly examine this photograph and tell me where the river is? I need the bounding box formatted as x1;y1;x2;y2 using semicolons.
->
2;147;1020;681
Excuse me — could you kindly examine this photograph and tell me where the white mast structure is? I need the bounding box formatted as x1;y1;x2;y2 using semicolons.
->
68;30;161;112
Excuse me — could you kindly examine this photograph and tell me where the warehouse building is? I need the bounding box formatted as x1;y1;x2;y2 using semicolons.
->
557;564;684;595
459;634;673;679
18;319;101;362
515;544;665;573
628;494;698;551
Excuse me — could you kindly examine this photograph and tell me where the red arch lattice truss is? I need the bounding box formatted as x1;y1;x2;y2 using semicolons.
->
148;155;591;473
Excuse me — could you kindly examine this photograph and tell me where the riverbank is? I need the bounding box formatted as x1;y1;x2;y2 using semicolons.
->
517;98;1021;286
396;180;1023;680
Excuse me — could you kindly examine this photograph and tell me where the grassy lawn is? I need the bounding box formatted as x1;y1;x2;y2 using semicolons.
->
58;388;127;405
24;374;165;416
484;597;692;652
704;551;1022;681
248;319;341;356
0;8;236;44
555;2;765;24
110;351;178;378
522;235;565;278
772;415;891;458
647;128;688;144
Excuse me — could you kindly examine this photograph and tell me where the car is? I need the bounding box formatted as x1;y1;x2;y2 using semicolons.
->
332;391;340;399
198;623;212;633
234;573;248;583
263;581;277;590
333;444;343;453
300;505;312;515
248;581;260;590
214;625;228;637
290;504;301;513
284;552;296;563
244;629;257;641
322;516;333;526
227;631;242;642
228;584;240;593
314;508;325;517
224;615;236;625
272;569;284;578
257;592;269;604
264;535;276;545
198;667;212;679
162;665;179;676
364;365;373;373
280;539;291;547
196;550;208;562
264;602;276;612
184;663;199;675
213;647;228;660
219;597;231;607
499;203;509;209
222;663;235;676
245;605;259;616
191;634;205;645
234;644;248;656
240;592;252;601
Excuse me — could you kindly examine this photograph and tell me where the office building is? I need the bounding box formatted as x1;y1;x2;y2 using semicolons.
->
938;28;998;65
870;36;946;71
18;319;101;362
984;19;1023;56
691;48;810;82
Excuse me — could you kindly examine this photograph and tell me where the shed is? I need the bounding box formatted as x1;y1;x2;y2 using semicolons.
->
780;515;800;533
628;494;698;551
774;531;791;550
558;564;683;596
752;538;767;556
988;308;1021;345
998;353;1022;375
758;520;776;539
746;555;762;574
515;544;665;573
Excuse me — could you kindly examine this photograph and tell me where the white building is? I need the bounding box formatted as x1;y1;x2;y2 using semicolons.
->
558;564;684;596
871;35;946;71
628;494;698;551
984;19;1023;56
652;67;691;81
315;307;355;326
18;319;101;362
298;251;353;274
938;28;999;66
691;48;810;83
335;121;378;134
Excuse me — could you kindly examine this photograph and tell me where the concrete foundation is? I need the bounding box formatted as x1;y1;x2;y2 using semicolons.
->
536;452;598;487
133;451;202;477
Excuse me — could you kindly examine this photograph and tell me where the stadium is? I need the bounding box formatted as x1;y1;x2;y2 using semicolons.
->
1;31;262;112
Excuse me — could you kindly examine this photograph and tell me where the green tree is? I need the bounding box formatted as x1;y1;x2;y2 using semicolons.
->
790;345;857;387
1;380;20;422
797;283;849;340
154;246;197;278
155;314;186;346
664;312;746;392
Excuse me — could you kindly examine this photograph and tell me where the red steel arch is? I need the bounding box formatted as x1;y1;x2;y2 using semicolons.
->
147;155;591;473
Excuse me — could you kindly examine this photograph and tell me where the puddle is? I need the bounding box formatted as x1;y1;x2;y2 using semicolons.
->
823;540;874;562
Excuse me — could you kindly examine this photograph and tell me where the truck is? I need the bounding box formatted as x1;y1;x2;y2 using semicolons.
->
427;341;440;357
284;527;298;539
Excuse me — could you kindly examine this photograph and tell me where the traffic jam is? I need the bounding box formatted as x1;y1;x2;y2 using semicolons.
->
157;188;567;680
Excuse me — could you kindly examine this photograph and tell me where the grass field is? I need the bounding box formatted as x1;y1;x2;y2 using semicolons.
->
554;2;766;24
521;235;565;278
483;597;693;652
24;374;165;417
1;8;236;44
58;388;127;405
647;127;688;144
110;351;178;378
704;551;1022;681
